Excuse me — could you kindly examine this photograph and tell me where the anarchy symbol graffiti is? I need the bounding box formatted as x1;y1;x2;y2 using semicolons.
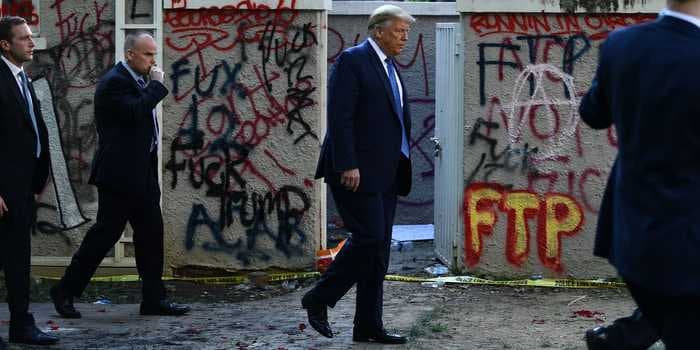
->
504;64;580;161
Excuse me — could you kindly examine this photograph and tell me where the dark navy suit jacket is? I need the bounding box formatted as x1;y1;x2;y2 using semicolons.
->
315;40;412;196
0;59;50;205
88;62;168;193
580;16;700;296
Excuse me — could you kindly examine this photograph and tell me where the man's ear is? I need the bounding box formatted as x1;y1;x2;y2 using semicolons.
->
373;28;383;42
0;40;9;52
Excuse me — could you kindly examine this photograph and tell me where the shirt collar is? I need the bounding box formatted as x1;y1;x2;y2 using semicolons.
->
368;37;389;64
1;54;24;78
660;8;700;30
121;61;144;83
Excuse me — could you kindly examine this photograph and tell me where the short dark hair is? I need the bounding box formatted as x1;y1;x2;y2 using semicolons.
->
0;16;27;43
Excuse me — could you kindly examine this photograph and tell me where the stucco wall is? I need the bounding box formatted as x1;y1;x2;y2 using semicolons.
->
161;3;326;271
459;1;662;277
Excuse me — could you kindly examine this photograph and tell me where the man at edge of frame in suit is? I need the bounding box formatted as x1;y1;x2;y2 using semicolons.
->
0;15;58;347
580;0;700;348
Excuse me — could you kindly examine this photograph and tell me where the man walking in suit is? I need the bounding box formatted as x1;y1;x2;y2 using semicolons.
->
302;5;413;344
585;163;659;350
580;0;700;348
0;16;59;347
49;33;189;318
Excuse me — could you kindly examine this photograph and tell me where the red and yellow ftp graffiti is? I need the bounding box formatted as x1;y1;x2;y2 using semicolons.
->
464;183;584;272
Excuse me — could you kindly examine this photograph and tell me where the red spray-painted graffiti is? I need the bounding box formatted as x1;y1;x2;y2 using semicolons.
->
165;1;317;264
464;183;584;272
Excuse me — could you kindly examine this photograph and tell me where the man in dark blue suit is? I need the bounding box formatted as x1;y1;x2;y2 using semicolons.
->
49;33;189;319
580;0;700;348
301;5;414;344
0;16;58;347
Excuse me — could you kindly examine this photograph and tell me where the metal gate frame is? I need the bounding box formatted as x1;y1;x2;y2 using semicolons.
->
433;23;464;269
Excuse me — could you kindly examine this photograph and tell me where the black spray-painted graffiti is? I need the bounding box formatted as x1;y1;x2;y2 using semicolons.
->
165;4;318;264
185;186;310;264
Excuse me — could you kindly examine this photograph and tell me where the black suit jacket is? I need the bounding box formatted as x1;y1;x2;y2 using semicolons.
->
580;16;700;296
316;40;412;196
89;62;168;193
0;58;50;206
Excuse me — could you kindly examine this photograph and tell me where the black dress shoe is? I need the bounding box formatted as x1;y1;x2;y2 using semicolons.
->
0;336;6;350
585;326;612;350
50;284;82;319
140;300;190;316
301;291;333;338
353;328;407;344
585;308;659;350
9;315;59;345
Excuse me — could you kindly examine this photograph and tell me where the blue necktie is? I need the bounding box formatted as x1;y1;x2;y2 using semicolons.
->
385;58;410;158
18;71;41;158
137;77;159;152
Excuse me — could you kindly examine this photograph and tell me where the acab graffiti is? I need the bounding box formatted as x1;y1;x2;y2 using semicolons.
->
164;1;317;265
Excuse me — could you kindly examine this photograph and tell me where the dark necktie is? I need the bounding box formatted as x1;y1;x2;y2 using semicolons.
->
19;71;41;158
384;58;410;158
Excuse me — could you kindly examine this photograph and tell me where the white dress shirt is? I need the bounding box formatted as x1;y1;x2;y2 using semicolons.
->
368;37;404;107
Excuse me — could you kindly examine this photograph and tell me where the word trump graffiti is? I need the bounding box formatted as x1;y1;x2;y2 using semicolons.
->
163;0;321;270
464;183;583;272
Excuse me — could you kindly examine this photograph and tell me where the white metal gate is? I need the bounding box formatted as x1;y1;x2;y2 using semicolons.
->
433;23;464;269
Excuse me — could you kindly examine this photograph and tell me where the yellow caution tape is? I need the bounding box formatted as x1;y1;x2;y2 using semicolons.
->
35;272;624;288
422;276;625;288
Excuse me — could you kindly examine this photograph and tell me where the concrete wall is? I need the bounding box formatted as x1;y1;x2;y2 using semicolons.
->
328;2;459;226
161;1;327;272
457;0;664;278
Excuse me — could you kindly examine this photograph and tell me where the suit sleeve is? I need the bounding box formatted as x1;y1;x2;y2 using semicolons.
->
327;51;360;172
579;40;613;130
98;77;169;124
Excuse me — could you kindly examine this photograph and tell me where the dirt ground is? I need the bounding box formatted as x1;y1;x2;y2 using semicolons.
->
0;241;664;349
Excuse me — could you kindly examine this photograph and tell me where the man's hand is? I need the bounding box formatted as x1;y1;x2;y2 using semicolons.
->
341;169;360;192
0;195;8;219
149;65;165;83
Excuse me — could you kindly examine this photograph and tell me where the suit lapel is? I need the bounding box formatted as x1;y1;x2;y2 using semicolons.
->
0;59;34;128
116;62;144;93
0;59;29;110
364;40;400;118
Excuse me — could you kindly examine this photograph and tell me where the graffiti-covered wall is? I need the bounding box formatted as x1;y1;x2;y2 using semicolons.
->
6;0;327;272
328;2;458;225
161;1;327;271
459;0;661;277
